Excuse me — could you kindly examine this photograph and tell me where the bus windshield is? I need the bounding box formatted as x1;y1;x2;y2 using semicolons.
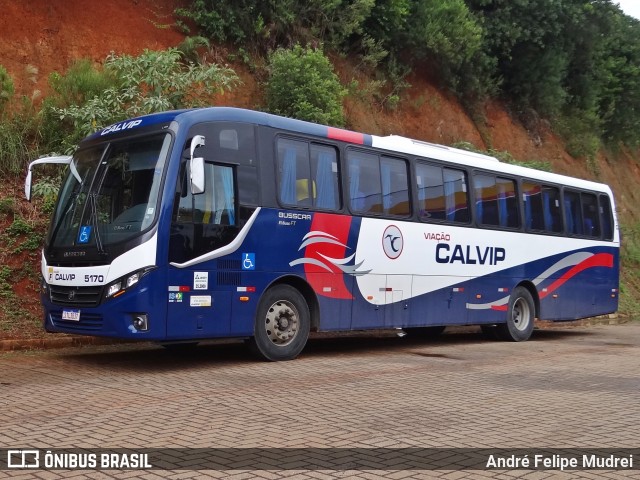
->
49;133;171;251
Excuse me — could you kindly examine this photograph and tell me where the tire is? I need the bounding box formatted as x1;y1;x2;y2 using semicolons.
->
496;286;535;341
248;284;310;361
404;325;446;338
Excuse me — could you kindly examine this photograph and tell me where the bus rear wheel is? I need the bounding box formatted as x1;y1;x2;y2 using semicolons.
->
249;285;310;361
496;286;535;342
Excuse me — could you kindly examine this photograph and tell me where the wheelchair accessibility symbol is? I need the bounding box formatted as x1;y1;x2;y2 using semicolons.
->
77;225;92;244
242;253;255;270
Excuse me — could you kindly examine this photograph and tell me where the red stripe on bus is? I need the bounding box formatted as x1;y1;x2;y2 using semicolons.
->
539;253;614;299
327;127;364;144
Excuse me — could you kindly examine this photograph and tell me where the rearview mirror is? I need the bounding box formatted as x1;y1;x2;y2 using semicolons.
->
189;135;205;195
24;155;74;201
191;156;205;195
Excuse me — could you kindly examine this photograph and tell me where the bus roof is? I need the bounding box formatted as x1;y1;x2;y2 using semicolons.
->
87;107;612;195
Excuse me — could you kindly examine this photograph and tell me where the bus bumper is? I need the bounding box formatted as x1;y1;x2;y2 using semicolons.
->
42;272;167;340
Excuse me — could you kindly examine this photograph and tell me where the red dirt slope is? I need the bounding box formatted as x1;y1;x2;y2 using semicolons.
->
0;0;185;98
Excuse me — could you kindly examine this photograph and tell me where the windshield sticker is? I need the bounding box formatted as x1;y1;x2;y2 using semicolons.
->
77;226;92;244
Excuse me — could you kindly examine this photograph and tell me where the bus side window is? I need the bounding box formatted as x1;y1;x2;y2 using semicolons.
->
277;139;340;210
310;144;340;210
581;193;600;238
496;177;519;228
416;163;446;221
277;139;311;207
475;174;499;226
348;151;382;214
542;186;562;233
381;156;410;216
564;190;583;235
443;168;470;223
600;194;614;241
175;162;236;225
523;181;544;230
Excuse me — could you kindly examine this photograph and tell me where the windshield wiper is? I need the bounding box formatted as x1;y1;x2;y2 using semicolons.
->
88;192;106;256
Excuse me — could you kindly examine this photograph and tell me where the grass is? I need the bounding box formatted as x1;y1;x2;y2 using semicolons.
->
619;220;640;317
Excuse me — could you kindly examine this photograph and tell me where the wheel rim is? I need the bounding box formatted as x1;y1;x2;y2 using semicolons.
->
264;299;299;346
512;297;531;331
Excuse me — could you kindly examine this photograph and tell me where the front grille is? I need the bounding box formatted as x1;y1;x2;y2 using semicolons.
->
49;284;104;308
50;311;103;331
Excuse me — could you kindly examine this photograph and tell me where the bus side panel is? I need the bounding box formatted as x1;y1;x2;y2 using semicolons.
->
461;245;619;323
166;263;232;339
314;275;354;331
408;279;469;327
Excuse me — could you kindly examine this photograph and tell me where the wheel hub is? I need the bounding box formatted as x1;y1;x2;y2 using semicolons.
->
265;300;299;346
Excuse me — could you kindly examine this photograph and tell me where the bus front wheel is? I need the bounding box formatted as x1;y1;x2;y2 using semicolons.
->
249;285;310;361
496;286;535;342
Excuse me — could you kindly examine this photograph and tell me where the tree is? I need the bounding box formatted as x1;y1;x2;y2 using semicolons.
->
266;45;346;126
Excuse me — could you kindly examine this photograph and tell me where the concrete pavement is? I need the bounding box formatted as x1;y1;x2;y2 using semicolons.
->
0;323;638;479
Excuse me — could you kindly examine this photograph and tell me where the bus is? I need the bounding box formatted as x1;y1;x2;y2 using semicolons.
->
25;107;619;361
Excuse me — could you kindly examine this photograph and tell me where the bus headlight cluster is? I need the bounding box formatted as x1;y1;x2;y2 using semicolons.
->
105;267;155;299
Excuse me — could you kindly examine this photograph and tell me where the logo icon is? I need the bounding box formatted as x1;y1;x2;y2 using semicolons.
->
7;450;39;468
77;226;92;244
242;253;255;270
67;290;76;301
383;225;403;259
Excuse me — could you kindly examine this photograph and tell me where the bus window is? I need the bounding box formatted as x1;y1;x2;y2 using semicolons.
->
443;168;470;223
185;163;236;225
348;151;382;214
277;138;311;207
416;163;446;221
524;182;562;233
475;174;499;226
542;186;562;233
381;156;410;216
277;139;340;210
523;181;544;230
475;175;518;228
600;194;614;241
496;177;519;228
564;190;583;235
581;193;600;238
310;144;340;210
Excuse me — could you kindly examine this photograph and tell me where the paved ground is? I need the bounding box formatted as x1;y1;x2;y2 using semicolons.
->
0;322;638;479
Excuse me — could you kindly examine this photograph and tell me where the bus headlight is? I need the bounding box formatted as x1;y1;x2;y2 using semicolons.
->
126;272;140;288
107;282;122;298
105;267;155;300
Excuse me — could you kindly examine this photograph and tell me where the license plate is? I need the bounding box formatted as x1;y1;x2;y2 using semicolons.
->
62;309;81;321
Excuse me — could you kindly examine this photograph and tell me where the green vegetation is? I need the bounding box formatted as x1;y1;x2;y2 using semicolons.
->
266;45;346;126
46;48;239;153
619;222;640;317
0;65;14;113
1;1;640;333
179;0;640;151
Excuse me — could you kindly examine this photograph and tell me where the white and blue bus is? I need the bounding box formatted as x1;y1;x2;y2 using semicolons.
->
25;107;619;360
